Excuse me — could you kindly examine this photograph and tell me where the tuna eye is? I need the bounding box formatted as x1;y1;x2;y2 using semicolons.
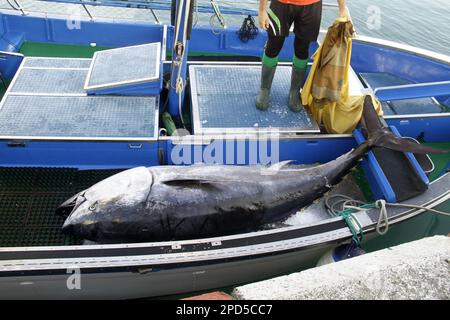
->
89;203;97;211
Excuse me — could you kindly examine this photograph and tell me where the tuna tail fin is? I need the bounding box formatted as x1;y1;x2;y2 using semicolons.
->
369;128;446;154
362;95;447;155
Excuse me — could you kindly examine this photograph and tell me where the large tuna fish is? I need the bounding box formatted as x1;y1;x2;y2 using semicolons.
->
57;96;445;243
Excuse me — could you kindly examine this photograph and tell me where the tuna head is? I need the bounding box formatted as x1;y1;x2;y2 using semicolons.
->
58;167;153;241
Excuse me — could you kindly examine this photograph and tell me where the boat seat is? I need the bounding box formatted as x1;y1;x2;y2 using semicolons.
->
0;32;25;53
189;64;320;135
359;72;445;115
84;43;163;96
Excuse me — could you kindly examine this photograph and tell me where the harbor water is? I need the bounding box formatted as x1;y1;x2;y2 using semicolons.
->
5;1;450;56
224;0;450;56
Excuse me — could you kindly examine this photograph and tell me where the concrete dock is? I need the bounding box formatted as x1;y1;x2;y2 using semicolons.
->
233;236;450;300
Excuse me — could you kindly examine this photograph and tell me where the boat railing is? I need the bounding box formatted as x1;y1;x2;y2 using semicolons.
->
0;0;341;25
375;81;450;102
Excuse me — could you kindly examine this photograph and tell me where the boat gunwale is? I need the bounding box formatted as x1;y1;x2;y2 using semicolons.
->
353;34;450;65
0;50;24;58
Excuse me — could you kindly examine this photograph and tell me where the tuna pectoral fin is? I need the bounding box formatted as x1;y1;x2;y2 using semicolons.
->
56;191;86;217
163;178;236;188
370;128;447;155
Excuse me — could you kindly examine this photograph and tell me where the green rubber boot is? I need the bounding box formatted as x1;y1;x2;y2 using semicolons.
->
256;64;277;111
288;66;307;112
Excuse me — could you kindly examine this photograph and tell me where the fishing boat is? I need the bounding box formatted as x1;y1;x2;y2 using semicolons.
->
0;0;449;299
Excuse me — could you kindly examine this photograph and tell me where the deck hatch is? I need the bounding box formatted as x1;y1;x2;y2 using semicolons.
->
84;43;161;94
10;68;88;95
0;95;158;139
189;65;320;134
23;57;92;69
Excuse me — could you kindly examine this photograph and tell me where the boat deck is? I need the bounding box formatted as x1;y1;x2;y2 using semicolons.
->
0;38;447;247
0;141;448;247
0;166;363;247
0;168;122;247
4;41;447;140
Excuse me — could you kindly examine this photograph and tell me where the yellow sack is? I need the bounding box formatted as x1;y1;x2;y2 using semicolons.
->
301;17;383;134
313;94;383;134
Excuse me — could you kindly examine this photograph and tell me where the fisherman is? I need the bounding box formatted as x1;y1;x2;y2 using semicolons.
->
256;0;348;112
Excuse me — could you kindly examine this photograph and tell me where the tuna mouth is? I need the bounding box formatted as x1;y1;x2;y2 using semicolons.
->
61;222;74;235
56;191;87;217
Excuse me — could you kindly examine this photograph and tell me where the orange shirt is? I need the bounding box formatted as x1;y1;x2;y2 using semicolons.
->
277;0;321;5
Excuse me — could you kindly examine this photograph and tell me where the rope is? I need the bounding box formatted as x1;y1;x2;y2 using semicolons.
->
382;202;450;217
339;209;365;247
7;0;26;15
237;15;259;43
177;0;191;126
192;0;199;27
169;0;192;127
375;200;389;235
209;0;226;35
326;194;450;241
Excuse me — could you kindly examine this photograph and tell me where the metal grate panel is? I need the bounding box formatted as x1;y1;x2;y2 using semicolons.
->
23;57;92;69
10;68;88;95
0;95;158;139
85;43;161;91
190;65;319;134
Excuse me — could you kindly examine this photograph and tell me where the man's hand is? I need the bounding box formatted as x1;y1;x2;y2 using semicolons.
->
259;10;270;30
339;7;349;19
337;0;349;18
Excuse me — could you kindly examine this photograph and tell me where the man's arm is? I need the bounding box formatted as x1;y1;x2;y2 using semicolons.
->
259;0;270;30
337;0;348;18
